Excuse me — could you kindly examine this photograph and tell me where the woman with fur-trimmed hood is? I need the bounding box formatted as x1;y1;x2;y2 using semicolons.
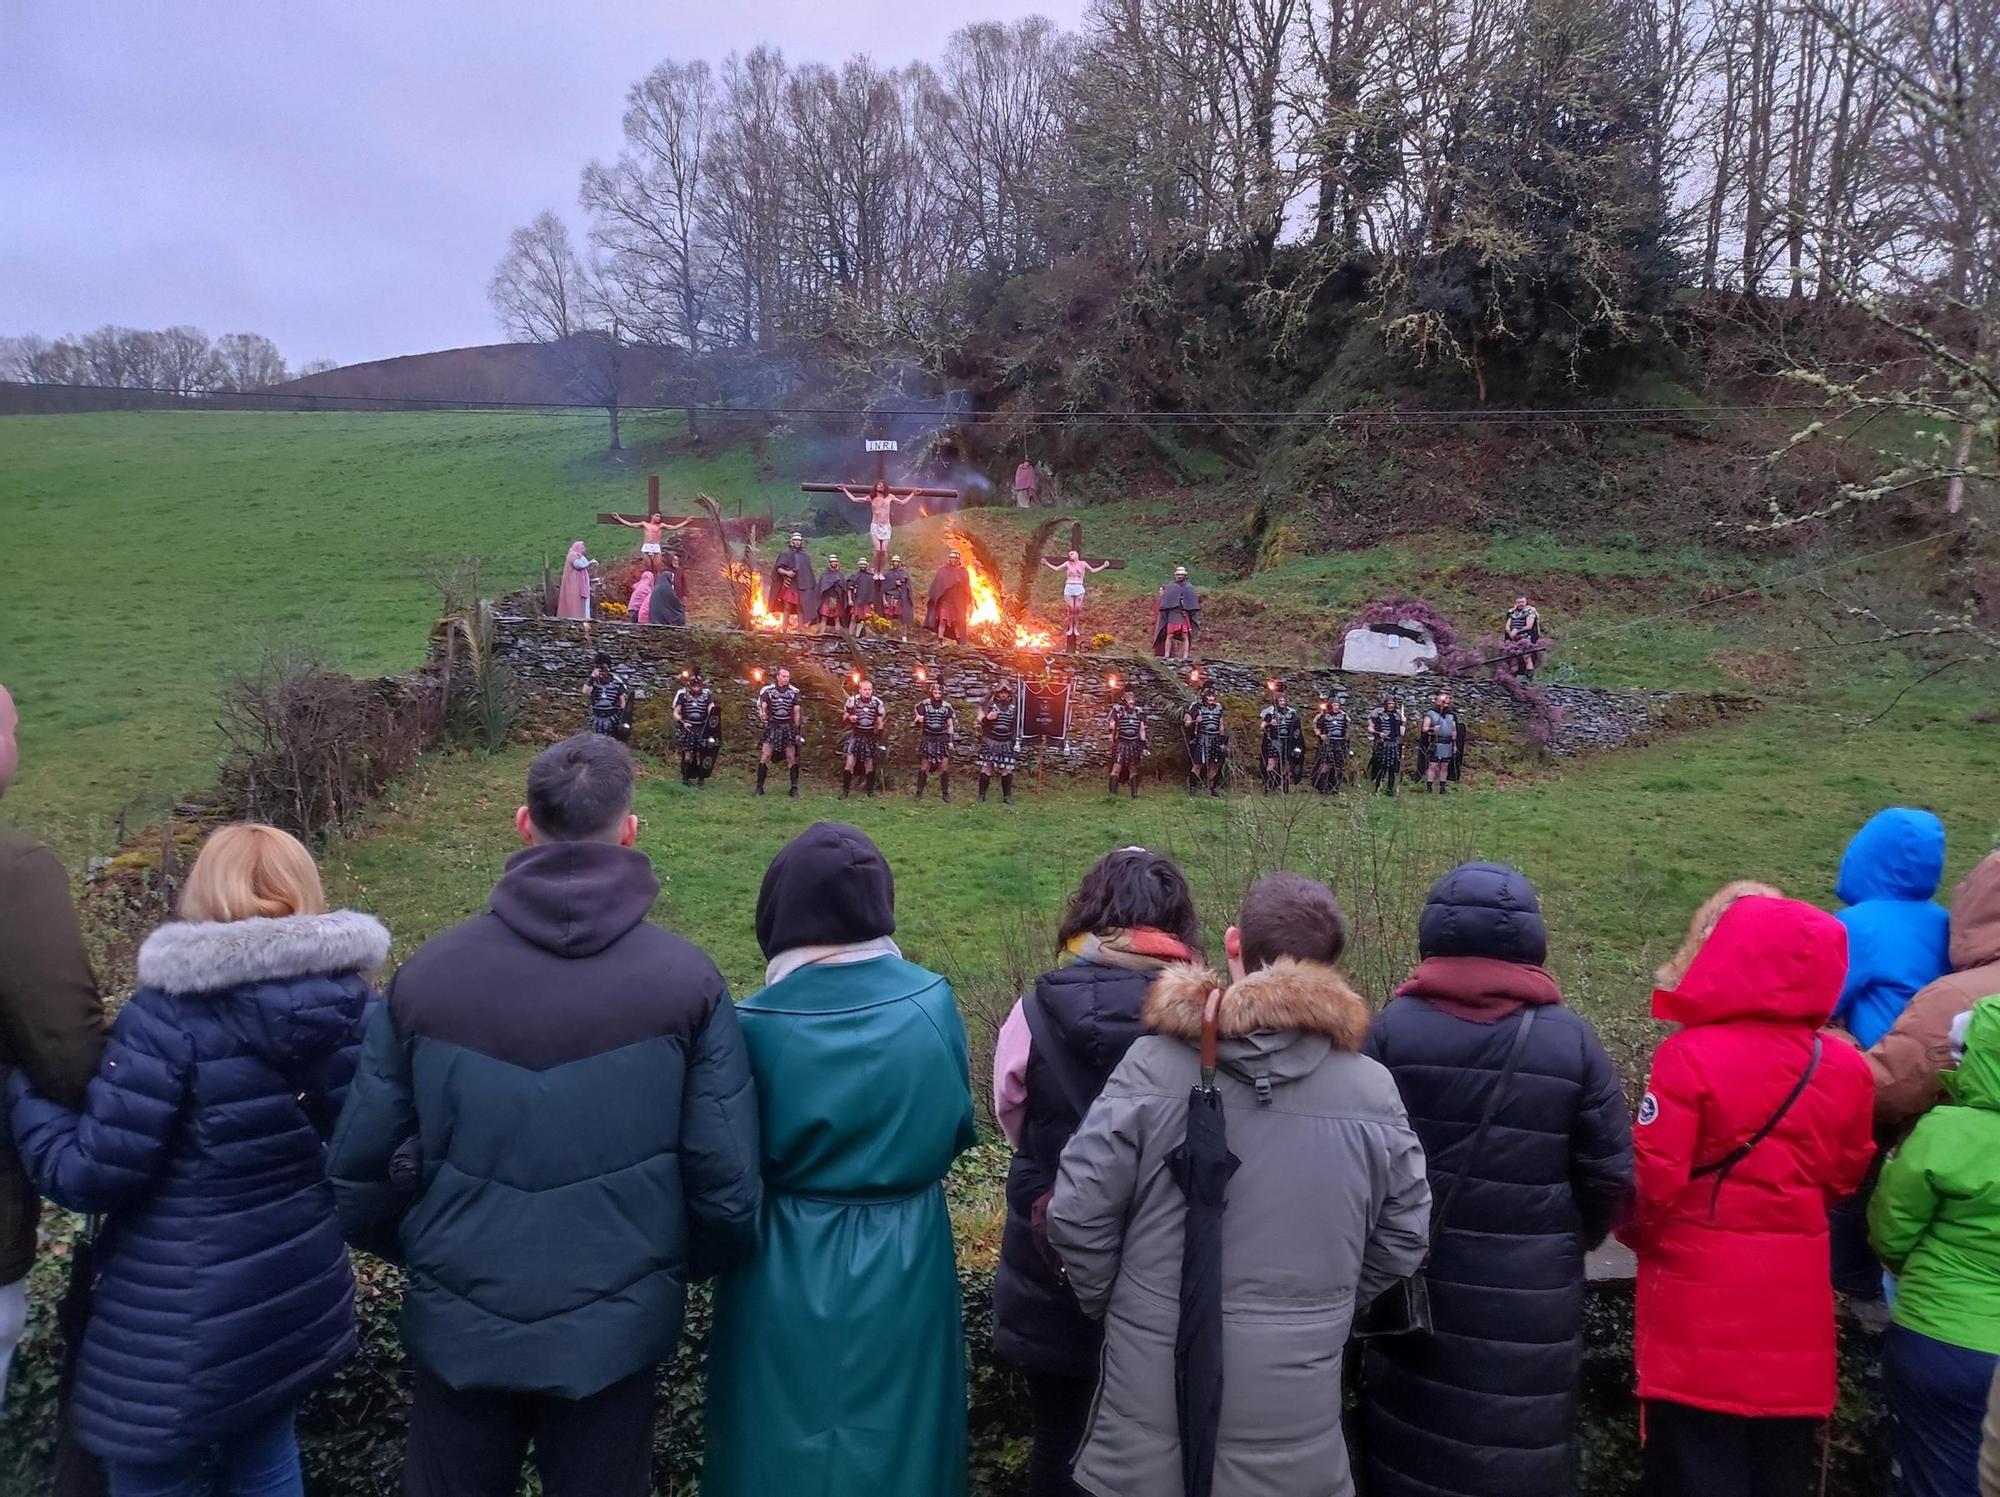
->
9;823;380;1487
1049;874;1430;1497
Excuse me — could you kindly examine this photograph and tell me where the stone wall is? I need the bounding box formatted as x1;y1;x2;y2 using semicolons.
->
483;608;1751;780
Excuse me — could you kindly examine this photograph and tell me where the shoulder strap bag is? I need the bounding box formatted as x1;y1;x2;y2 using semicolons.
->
1354;1006;1539;1340
1690;1033;1822;1215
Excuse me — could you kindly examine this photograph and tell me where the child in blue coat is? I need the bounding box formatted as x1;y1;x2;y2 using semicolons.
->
1834;808;1950;1049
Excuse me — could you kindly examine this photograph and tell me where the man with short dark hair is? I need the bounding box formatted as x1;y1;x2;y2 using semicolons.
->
0;685;106;1406
583;653;629;738
329;734;760;1497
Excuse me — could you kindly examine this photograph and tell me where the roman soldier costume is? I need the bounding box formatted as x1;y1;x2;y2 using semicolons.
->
914;690;956;801
925;551;974;643
585;660;629;739
672;670;719;786
1108;698;1147;799
1260;696;1305;793
1184;692;1227;797
1312;701;1351;793
841;687;887;799
756;675;804;798
767;535;816;629
878;557;917;637
978;686;1021;804
1368;699;1406;795
817;558;850;632
1152;569;1202;658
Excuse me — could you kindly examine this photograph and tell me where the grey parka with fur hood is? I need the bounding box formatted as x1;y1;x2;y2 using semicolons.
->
1049;958;1431;1497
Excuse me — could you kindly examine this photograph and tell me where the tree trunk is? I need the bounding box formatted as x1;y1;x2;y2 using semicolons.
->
607;403;623;452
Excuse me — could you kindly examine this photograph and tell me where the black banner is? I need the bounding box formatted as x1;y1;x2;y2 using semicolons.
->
1021;681;1071;743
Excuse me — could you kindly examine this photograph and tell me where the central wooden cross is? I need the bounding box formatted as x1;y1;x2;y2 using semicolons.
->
799;439;958;507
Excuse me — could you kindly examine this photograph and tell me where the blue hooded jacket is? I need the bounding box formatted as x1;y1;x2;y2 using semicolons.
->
1834;809;1950;1048
8;909;383;1464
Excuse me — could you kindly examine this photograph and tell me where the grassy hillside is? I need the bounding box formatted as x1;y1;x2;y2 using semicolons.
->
0;410;808;856
3;407;1993;1073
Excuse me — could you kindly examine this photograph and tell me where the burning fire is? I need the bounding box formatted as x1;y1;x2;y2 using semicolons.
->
952;536;1058;651
723;562;786;631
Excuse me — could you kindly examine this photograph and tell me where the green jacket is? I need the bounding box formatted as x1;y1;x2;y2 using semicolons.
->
0;827;106;1283
1872;997;2000;1353
702;954;978;1497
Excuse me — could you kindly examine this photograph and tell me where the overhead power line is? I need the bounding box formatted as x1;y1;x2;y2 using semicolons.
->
2;379;1833;427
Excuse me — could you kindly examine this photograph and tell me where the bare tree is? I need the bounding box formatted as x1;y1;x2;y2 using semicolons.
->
214;332;290;391
154;325;222;395
581;60;722;354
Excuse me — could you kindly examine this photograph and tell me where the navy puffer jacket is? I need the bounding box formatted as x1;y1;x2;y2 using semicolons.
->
1360;863;1633;1497
9;910;383;1464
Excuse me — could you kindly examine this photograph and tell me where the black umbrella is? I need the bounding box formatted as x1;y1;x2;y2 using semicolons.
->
1167;987;1240;1497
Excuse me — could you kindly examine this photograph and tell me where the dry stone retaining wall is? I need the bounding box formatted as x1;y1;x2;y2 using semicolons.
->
483;609;1749;779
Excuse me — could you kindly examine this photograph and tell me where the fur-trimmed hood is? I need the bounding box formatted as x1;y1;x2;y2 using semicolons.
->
1146;958;1370;1052
137;910;390;996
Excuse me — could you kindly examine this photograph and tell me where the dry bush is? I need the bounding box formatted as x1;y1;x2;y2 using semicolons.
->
216;643;435;842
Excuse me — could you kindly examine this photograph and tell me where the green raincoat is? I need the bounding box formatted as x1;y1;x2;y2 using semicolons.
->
702;953;979;1497
1871;997;2000;1354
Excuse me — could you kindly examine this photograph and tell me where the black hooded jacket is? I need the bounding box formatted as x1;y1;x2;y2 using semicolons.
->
328;840;762;1398
1360;862;1633;1497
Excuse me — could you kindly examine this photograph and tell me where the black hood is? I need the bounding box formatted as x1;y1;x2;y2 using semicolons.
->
490;841;660;958
1418;860;1548;965
756;821;896;958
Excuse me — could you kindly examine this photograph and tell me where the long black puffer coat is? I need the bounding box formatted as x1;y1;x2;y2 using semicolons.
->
1360;862;1633;1497
991;952;1155;1378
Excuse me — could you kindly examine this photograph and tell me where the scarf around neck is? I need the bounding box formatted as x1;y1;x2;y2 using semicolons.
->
764;934;903;988
1067;926;1196;973
1397;954;1564;1023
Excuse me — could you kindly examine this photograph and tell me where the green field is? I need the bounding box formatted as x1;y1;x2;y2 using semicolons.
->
3;409;1995;1069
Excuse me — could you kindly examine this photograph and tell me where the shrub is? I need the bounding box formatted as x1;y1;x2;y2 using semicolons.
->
215;644;435;843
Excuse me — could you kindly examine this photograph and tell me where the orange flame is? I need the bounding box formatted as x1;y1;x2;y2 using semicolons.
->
949;533;1058;651
722;562;786;631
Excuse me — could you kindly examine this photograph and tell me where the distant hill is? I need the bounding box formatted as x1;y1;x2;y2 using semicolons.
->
270;337;689;409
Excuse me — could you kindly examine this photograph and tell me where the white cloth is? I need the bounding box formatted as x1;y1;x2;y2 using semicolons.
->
764;934;903;988
0;1277;26;1412
870;521;893;544
641;542;662;555
1064;581;1085;599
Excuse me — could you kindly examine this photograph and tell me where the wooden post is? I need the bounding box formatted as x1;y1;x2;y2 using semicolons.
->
647;474;660;513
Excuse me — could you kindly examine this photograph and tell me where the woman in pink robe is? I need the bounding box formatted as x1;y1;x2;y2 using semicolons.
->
556;541;593;620
628;568;657;624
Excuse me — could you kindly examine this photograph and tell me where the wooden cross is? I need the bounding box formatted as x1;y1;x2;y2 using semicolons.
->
800;440;958;508
595;475;770;542
1042;521;1127;570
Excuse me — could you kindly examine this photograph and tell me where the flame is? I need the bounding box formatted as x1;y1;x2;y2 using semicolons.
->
722;562;786;631
949;532;1058;651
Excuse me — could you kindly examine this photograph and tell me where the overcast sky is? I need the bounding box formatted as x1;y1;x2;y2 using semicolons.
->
0;0;1085;369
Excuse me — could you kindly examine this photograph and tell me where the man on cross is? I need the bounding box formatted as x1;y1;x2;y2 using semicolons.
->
840;480;919;573
613;510;693;558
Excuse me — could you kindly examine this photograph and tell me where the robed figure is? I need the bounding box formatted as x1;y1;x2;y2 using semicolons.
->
767;540;818;629
878;562;917;626
925;553;973;643
1153;574;1202;656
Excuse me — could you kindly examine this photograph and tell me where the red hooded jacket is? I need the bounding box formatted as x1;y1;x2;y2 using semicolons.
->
1622;896;1875;1418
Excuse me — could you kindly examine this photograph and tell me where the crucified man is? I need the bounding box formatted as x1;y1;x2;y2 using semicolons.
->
1041;549;1111;645
840;481;919;573
614;511;693;558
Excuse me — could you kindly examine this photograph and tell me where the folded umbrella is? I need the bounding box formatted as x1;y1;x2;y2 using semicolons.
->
1167;987;1239;1497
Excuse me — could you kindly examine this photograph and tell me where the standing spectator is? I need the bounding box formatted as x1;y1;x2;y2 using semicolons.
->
328;735;759;1497
1048;873;1430;1497
0;684;106;1407
1834;809;1950;1048
1871;851;2000;1133
1829;808;1949;1301
1872;998;2000;1497
1014;457;1040;507
991;849;1205;1497
556;540;594;620
702;823;977;1497
11;823;382;1496
1362;861;1633;1497
1623;894;1875;1497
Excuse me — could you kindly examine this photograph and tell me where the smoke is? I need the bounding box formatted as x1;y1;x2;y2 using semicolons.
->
786;370;995;528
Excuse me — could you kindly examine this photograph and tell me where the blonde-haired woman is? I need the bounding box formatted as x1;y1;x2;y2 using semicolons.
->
9;823;385;1497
